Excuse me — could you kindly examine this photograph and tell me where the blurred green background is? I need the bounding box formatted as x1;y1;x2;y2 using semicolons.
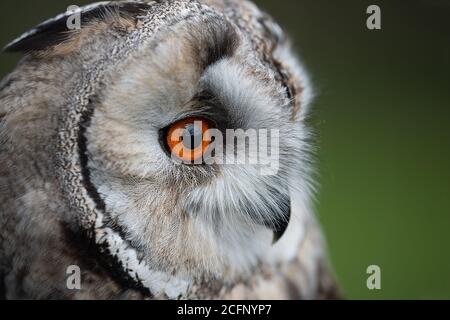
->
1;0;449;299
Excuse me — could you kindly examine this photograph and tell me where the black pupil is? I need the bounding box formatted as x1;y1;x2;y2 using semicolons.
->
182;123;203;150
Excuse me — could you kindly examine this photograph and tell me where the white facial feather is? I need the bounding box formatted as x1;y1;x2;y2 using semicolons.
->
87;41;314;288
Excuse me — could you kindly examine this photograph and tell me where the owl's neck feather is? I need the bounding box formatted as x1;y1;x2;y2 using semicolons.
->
85;192;308;299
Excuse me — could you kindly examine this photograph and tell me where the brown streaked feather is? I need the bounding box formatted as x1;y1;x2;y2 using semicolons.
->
3;2;152;54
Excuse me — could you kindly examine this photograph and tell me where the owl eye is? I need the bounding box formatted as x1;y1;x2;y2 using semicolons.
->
166;117;212;163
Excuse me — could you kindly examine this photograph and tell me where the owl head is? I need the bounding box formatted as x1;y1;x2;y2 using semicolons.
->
1;0;314;297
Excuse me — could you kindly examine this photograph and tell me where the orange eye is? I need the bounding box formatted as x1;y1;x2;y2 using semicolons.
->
166;117;212;163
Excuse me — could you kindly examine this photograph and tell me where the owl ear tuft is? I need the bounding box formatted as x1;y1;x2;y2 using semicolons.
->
3;1;152;53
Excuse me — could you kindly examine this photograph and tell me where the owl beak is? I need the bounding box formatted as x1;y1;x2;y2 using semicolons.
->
271;196;291;244
258;191;291;244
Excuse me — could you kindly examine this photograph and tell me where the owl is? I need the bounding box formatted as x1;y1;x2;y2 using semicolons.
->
0;0;339;300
